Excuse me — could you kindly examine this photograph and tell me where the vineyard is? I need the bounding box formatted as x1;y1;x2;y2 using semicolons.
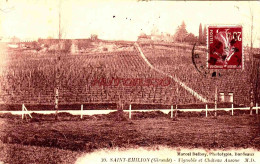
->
0;42;258;111
140;44;253;106
0;47;193;110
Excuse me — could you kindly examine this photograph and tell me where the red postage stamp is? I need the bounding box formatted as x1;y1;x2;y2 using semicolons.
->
207;25;243;69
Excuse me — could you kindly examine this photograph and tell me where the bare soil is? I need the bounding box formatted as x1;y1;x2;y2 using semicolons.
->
0;112;259;163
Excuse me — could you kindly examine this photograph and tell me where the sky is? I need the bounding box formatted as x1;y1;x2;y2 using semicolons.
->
0;0;260;47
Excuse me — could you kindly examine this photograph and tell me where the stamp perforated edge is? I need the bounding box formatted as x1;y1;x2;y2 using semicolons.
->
206;24;244;70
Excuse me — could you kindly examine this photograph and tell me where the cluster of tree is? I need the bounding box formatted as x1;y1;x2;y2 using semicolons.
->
174;21;207;45
138;33;151;39
90;34;98;41
174;21;196;43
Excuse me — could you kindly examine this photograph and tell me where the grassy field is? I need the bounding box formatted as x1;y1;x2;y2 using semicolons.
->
0;112;259;164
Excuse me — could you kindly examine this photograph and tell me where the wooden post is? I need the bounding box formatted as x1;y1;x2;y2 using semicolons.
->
214;86;217;117
175;105;178;117
22;104;24;120
171;105;173;118
250;87;254;115
256;103;258;115
23;104;32;118
129;104;131;119
231;103;234;116
81;104;83;119
206;104;208;117
54;86;59;120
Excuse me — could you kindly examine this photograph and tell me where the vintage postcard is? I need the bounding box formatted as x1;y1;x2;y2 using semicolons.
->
0;0;259;164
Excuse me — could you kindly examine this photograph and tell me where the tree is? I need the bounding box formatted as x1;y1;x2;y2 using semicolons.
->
184;33;197;43
174;21;188;42
249;5;256;115
202;25;207;45
55;0;63;120
199;23;203;44
151;26;159;36
90;34;98;41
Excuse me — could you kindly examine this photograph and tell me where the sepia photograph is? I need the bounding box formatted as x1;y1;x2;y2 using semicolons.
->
0;0;259;163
